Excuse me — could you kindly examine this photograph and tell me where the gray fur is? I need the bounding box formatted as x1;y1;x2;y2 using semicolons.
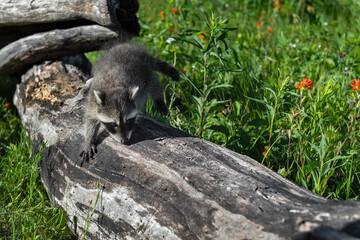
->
79;43;179;166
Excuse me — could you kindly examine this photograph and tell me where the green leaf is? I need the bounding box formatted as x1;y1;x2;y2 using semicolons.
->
183;74;202;96
248;118;268;127
205;83;233;99
209;124;230;136
277;167;287;177
243;95;274;112
192;35;205;50
325;58;335;68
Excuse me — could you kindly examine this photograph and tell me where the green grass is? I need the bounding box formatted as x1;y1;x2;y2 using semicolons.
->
1;0;360;238
138;0;360;200
0;98;75;239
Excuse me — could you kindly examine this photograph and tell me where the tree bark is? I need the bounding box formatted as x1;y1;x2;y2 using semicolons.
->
0;25;130;75
0;0;139;75
12;57;360;240
0;0;139;35
0;0;139;49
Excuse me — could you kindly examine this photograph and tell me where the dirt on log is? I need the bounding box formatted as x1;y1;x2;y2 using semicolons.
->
12;56;360;240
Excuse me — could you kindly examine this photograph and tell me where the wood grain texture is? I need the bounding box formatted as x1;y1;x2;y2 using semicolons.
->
0;0;126;27
13;58;360;239
0;0;140;74
0;0;139;43
0;25;125;75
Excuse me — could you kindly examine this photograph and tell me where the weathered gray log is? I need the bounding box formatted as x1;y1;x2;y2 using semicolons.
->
13;58;360;239
0;0;118;26
0;0;139;48
0;25;127;75
0;0;139;75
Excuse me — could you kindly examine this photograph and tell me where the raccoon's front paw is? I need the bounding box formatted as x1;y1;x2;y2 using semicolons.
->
155;99;168;115
169;68;180;81
79;145;97;167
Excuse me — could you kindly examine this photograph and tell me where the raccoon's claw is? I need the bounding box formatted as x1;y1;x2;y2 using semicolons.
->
79;145;97;167
155;99;168;115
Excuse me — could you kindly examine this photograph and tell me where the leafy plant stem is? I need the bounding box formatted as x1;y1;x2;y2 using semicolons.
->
299;92;305;181
262;131;283;165
268;76;290;148
333;94;359;167
268;97;278;146
286;113;295;177
198;56;207;138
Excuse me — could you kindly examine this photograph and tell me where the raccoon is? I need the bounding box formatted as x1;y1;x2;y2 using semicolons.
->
79;43;179;166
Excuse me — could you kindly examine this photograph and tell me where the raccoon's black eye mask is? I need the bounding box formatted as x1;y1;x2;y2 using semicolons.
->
102;117;136;133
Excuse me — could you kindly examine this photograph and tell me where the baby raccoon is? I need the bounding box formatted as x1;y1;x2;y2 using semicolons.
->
79;43;179;166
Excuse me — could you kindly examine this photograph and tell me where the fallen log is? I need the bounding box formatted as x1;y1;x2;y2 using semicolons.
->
0;0;139;48
0;0;139;76
0;25;123;75
13;55;360;239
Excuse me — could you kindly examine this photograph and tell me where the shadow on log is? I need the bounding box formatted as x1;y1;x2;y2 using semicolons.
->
12;56;360;239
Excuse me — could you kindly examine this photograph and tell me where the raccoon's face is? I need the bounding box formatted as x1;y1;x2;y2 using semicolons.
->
98;109;138;144
93;87;140;144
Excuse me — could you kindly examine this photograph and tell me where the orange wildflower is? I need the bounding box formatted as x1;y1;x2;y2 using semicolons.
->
262;151;267;156
256;22;261;27
181;68;187;73
158;10;165;18
197;33;206;39
296;77;314;91
349;79;360;91
265;145;269;150
4;103;10;109
197;33;207;42
170;8;179;15
277;6;281;11
267;27;273;33
307;5;312;11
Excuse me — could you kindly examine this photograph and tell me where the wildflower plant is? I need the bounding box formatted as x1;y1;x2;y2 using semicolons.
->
117;0;360;201
349;78;360;91
173;12;238;138
295;77;314;182
108;0;360;200
332;79;360;164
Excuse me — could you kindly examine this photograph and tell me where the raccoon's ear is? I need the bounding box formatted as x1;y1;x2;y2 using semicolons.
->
129;86;139;102
93;90;106;105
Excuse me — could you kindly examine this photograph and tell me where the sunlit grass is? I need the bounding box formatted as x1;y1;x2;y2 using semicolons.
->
139;0;360;200
0;99;75;239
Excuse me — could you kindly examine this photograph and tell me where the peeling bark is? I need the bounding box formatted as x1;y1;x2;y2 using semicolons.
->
12;57;360;240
